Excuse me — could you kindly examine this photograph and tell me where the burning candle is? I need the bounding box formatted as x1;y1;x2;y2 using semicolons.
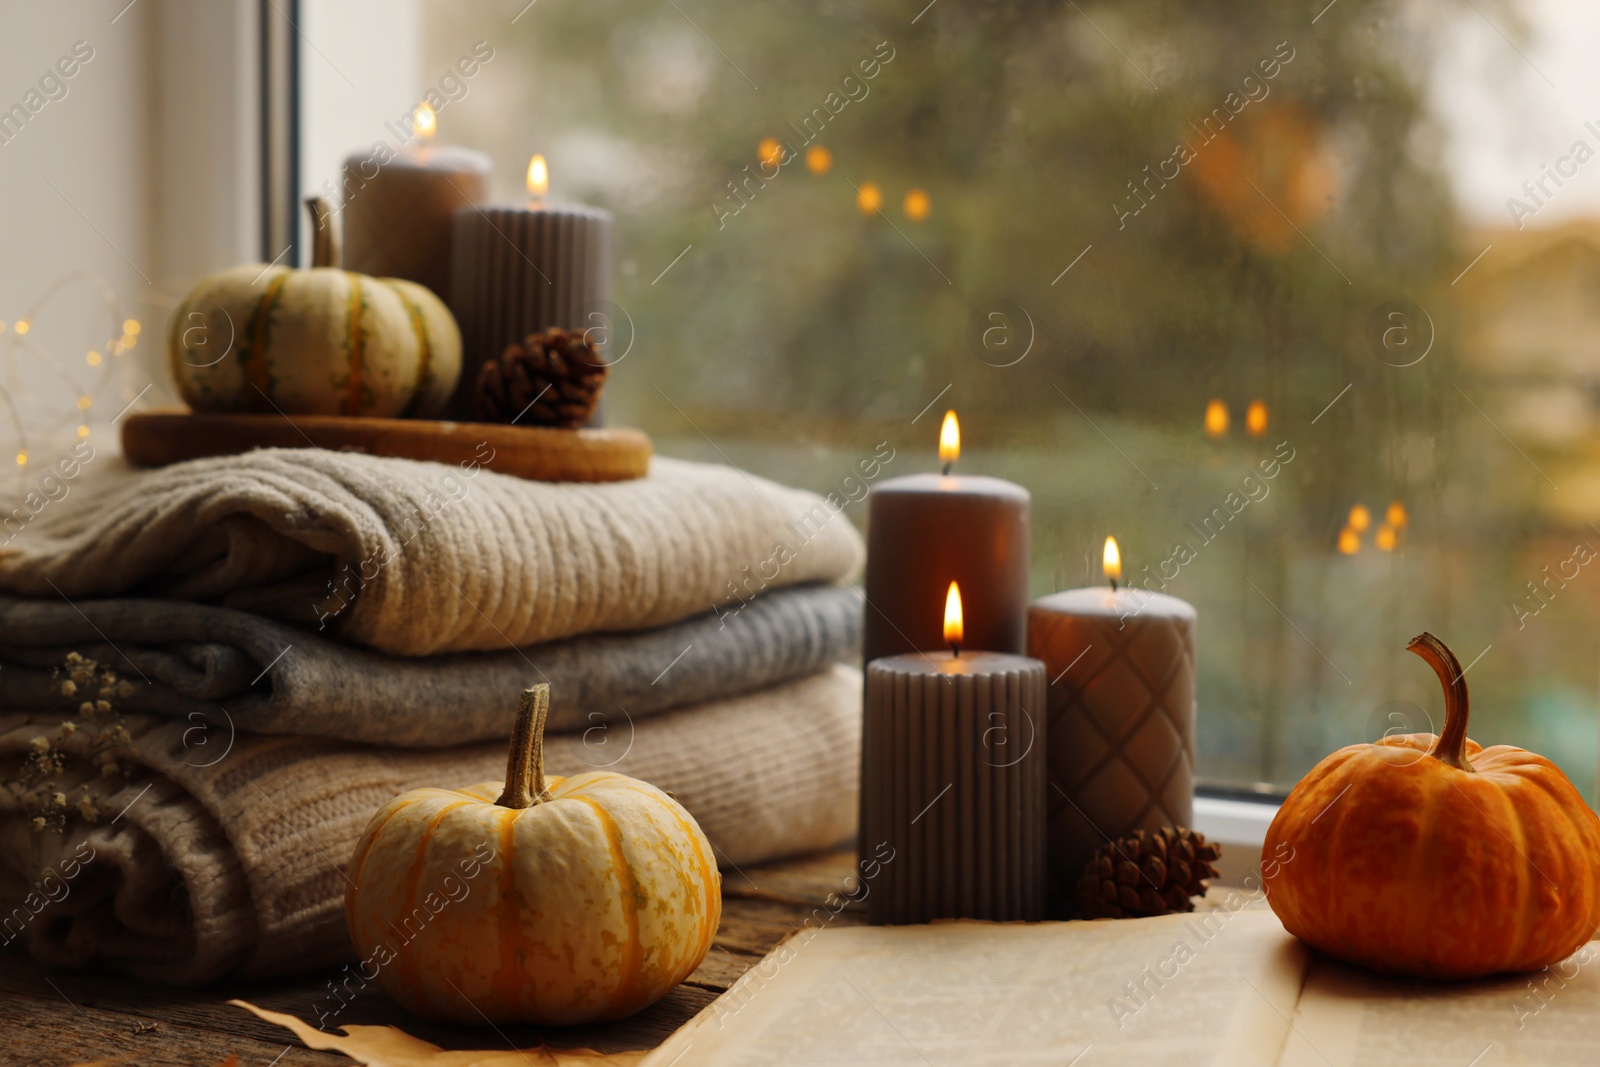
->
446;153;613;418
863;411;1031;663
1027;537;1198;915
340;104;492;300
861;582;1049;924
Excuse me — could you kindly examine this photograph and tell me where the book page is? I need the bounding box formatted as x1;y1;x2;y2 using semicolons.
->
644;908;1307;1067
1280;943;1600;1067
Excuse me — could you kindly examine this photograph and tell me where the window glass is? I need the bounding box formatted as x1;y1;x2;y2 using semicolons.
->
423;0;1600;797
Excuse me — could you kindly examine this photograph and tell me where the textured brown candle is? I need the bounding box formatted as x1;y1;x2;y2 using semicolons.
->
861;649;1048;924
1027;571;1197;915
446;156;612;418
863;413;1030;663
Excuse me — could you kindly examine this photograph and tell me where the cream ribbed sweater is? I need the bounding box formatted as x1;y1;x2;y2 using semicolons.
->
0;452;864;657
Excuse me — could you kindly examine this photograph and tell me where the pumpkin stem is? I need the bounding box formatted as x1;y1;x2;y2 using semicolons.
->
305;196;341;269
497;684;553;809
1406;632;1476;772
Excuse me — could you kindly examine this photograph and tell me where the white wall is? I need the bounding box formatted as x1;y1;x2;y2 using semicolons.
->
0;0;423;481
150;0;259;287
0;0;258;478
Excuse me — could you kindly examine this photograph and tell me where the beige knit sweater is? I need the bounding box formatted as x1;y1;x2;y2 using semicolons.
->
0;666;861;985
0;451;864;656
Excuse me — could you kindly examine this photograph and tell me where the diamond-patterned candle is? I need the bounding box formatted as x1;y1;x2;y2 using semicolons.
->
1027;539;1197;916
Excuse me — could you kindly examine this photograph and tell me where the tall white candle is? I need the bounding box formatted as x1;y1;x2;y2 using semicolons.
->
340;106;491;300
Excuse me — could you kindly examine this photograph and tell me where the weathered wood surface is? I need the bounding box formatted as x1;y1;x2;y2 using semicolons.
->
0;849;866;1066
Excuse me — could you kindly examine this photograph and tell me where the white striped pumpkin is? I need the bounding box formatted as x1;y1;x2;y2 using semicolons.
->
168;262;461;418
344;686;721;1025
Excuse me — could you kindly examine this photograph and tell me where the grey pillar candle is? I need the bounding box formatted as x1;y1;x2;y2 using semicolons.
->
861;646;1048;924
446;156;612;419
862;413;1030;664
1026;550;1197;916
340;139;491;300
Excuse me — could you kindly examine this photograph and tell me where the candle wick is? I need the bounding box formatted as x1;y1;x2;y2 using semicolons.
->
1110;578;1119;592
951;643;960;659
941;461;952;476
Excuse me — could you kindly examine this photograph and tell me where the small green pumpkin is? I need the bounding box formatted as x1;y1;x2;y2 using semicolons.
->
169;199;460;418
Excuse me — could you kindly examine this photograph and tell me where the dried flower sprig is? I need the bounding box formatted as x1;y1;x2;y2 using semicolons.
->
3;652;136;834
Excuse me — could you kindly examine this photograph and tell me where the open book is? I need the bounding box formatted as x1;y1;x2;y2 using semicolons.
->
643;901;1599;1066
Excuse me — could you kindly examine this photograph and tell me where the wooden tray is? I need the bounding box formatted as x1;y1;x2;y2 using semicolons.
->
122;411;651;482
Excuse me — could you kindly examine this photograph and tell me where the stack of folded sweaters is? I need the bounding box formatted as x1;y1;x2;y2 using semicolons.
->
0;449;865;984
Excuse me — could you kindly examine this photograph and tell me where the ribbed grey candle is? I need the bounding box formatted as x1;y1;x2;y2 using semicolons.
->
862;651;1048;924
446;201;612;418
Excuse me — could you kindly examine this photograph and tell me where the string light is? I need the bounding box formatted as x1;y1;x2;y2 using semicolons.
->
1386;501;1407;527
1375;525;1397;551
2;272;138;481
1348;504;1371;532
903;188;930;221
1204;399;1228;437
856;182;882;213
1337;527;1360;554
1245;399;1268;437
806;145;832;174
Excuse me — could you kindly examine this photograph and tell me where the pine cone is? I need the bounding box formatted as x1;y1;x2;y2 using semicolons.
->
1073;827;1222;919
475;328;608;428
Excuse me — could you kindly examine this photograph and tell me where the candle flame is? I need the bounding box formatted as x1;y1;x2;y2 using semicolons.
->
943;581;964;648
939;410;959;469
1103;536;1122;585
527;154;549;199
412;103;436;140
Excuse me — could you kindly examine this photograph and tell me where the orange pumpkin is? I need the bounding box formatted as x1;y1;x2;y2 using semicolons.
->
344;685;721;1024
1263;632;1600;979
